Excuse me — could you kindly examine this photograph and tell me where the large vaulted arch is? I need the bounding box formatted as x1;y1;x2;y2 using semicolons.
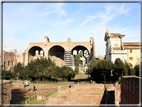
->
71;45;90;57
48;45;65;60
28;46;44;56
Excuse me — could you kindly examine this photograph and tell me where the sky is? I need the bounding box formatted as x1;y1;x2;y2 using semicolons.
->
3;2;140;57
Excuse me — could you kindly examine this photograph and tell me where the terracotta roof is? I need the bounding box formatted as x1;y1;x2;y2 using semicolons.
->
123;42;141;49
123;42;140;46
113;47;121;50
110;33;121;35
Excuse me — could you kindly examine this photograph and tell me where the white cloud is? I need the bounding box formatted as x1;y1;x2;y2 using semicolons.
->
80;15;96;26
56;19;74;25
35;11;55;16
119;27;129;33
54;3;66;16
119;4;130;15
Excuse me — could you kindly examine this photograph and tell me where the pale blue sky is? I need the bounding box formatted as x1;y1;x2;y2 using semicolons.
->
3;3;140;56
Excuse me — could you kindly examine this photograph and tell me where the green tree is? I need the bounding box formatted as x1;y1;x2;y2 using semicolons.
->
124;61;135;76
97;60;114;83
27;57;56;81
2;69;12;79
114;58;127;81
13;62;24;79
134;64;140;76
88;58;100;76
74;55;80;74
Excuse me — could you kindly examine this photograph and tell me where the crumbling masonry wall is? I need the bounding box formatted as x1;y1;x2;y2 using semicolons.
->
2;80;12;105
121;76;141;104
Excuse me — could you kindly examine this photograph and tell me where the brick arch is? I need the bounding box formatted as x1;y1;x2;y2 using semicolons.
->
48;45;65;60
28;46;45;56
70;43;90;53
71;45;90;56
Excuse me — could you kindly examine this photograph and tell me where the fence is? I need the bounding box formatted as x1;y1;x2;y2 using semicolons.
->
11;80;75;84
24;88;58;104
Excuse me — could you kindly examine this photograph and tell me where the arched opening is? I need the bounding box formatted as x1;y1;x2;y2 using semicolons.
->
40;50;44;57
35;50;39;56
71;45;89;56
28;46;44;56
84;50;89;57
78;50;83;56
48;45;65;60
28;46;44;63
71;45;90;66
73;50;77;56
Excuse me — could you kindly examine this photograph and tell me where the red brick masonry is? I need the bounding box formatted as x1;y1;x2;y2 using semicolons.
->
121;76;141;104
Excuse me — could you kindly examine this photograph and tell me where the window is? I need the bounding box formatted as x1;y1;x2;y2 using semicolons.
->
11;61;13;66
4;62;6;67
115;44;118;46
129;57;133;60
130;49;132;53
8;61;10;66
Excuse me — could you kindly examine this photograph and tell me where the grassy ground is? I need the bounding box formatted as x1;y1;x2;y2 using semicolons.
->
74;73;87;79
30;91;58;104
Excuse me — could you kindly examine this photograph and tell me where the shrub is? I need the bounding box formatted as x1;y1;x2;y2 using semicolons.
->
118;77;121;84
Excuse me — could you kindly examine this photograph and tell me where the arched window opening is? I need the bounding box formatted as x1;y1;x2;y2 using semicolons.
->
73;50;77;55
35;50;39;56
40;50;44;57
84;50;89;57
78;50;83;56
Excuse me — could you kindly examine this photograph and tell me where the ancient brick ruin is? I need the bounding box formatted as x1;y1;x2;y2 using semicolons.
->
121;76;141;104
1;80;12;105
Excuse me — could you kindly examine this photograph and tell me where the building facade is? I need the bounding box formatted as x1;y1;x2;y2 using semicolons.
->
3;36;95;70
123;42;141;67
104;27;141;67
104;27;127;63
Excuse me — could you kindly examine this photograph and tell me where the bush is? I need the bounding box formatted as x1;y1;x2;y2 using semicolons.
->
118;77;121;84
134;65;139;76
2;69;12;79
114;58;127;78
130;68;135;76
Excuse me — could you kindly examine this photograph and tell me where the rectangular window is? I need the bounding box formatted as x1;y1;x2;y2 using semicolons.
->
129;57;133;60
130;49;132;53
11;61;13;66
115;44;118;46
4;62;6;67
8;61;10;66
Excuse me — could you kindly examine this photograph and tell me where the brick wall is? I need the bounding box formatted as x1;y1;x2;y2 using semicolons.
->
121;76;141;104
2;80;12;105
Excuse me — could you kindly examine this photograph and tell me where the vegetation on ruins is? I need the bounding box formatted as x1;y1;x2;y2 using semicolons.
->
2;57;75;81
74;54;80;74
88;58;139;83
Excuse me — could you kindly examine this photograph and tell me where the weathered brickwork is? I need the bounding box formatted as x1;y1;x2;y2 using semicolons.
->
121;76;141;104
105;84;121;104
46;84;105;104
1;80;12;105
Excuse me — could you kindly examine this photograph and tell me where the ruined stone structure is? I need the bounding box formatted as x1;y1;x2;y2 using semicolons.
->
104;84;121;105
46;84;106;104
3;49;17;70
2;37;95;69
1;80;12;105
121;76;141;104
22;36;95;67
